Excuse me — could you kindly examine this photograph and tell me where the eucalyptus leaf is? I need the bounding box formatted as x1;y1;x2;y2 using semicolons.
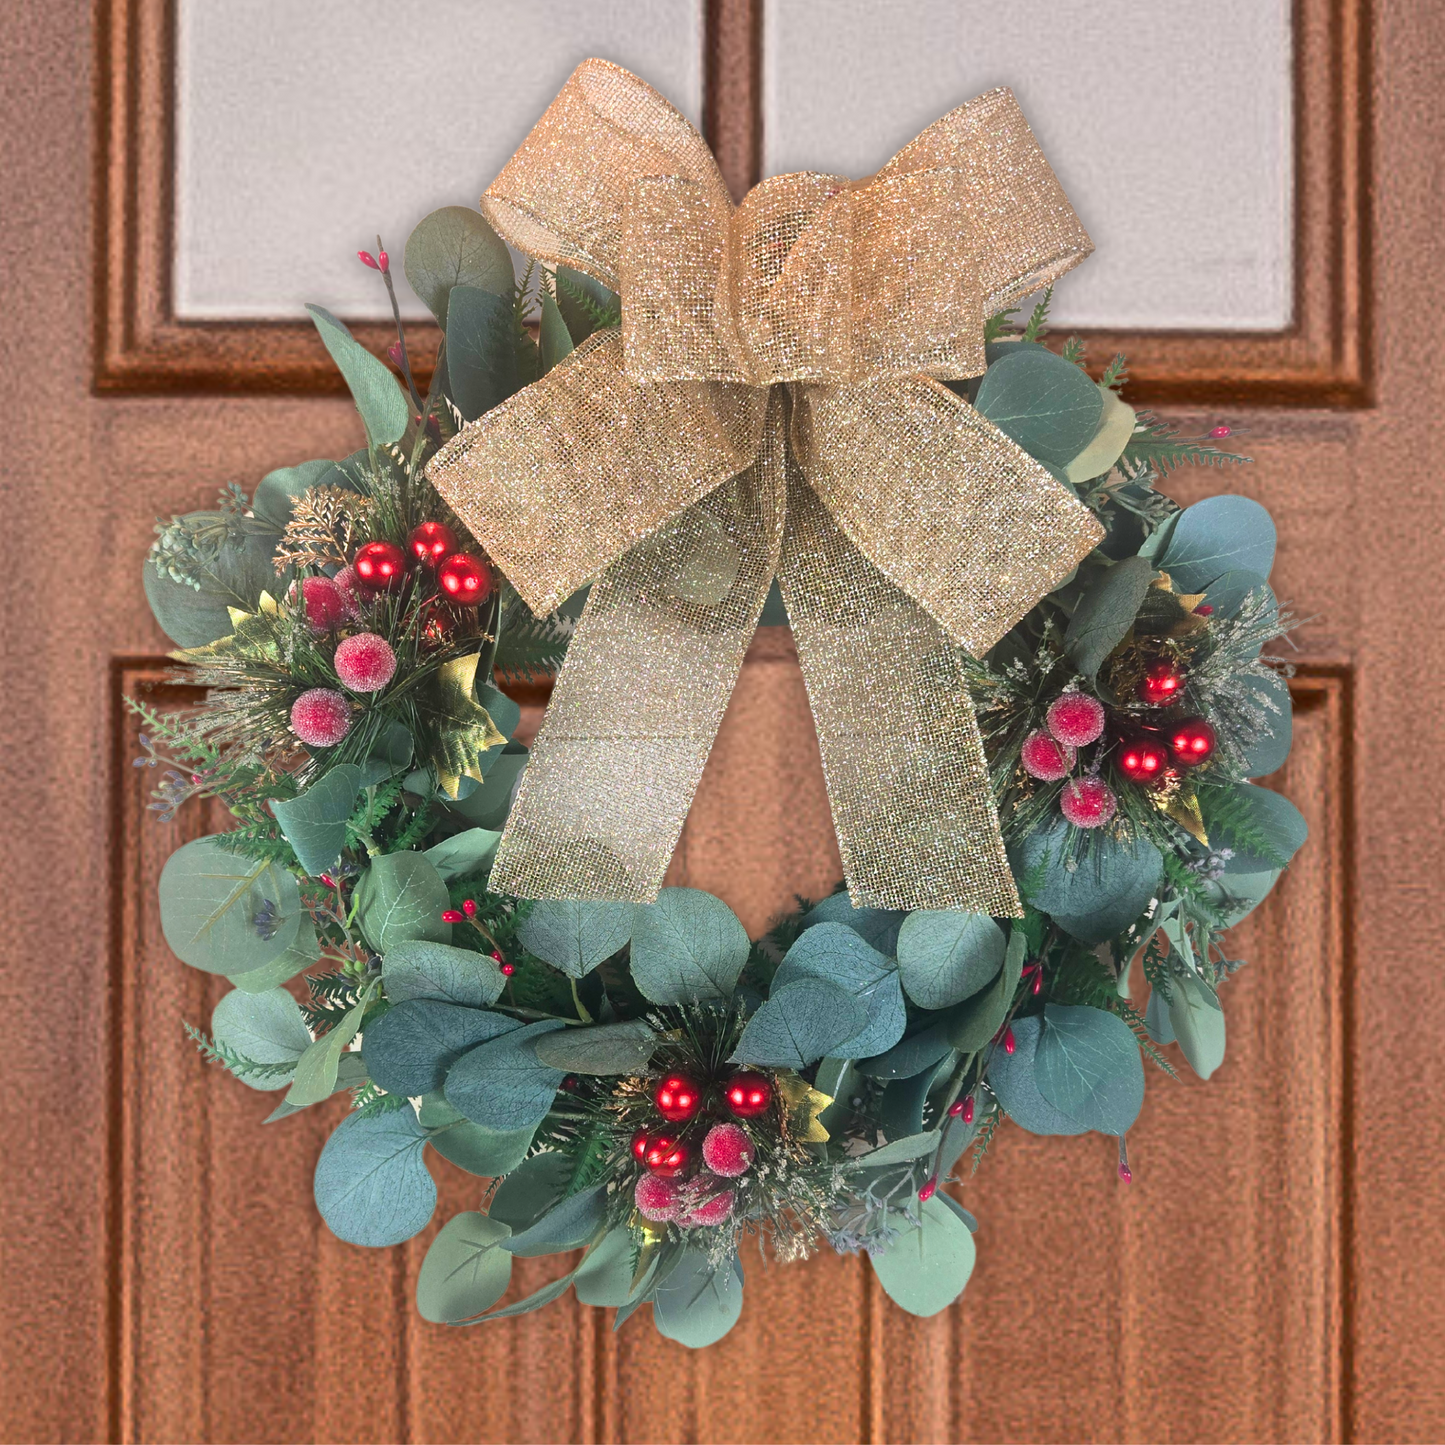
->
286;981;373;1106
1201;568;1273;620
227;914;318;992
313;1108;436;1247
416;1212;513;1324
846;1130;941;1171
1011;821;1162;944
516;899;634;979
730;977;865;1069
306;305;409;448
878;1062;946;1140
630;888;750;1003
501;1184;607;1257
1064;384;1136;484
653;1248;745;1349
445;1019;566;1130
143;530;283;647
355;852;452;953
574;1227;636;1307
430;1118;537;1177
487;1151;573;1233
1169;972;1227;1079
531;1020;659;1074
946;927;1027;1052
404;206;513;327
973;346;1103;468
382;939;506;1008
869;1195;976;1317
452;1270;578;1326
252;458;348;531
1157;495;1276;591
1237;671;1293;778
800;893;906;954
1063;556;1154;678
270;764;362;877
362;999;518;1098
896;911;1006;1009
772;922;906;1059
211;986;313;1091
159;837;301;974
423;827;502;882
444;745;527;829
986;1015;1089;1136
446;284;518;422
1202;783;1308;868
538;289;575;374
1034;1004;1145;1135
856;1020;954;1079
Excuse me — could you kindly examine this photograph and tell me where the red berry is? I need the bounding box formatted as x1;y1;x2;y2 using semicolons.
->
1118;1162;1134;1183
441;910;464;924
332;566;363;617
678;1177;735;1228
1020;729;1074;782
407;520;459;567
631;1127;651;1163
724;1071;773;1119
560;1075;580;1093
1168;717;1217;767
500;962;515;977
352;541;407;591
947;1099;966;1118
643;1134;690;1178
1060;776;1117;828
301;575;346;631
653;1073;702;1124
1118;736;1170;785
1139;661;1183;706
918;1176;938;1202
436;553;492;607
962;1095;975;1124
461;898;477;918
701;1122;755;1178
333;631;397;692
1003;1027;1016;1055
290;688;352;747
634;1174;682;1222
1047;691;1106;747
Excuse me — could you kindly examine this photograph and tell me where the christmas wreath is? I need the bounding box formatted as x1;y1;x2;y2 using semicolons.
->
136;63;1304;1348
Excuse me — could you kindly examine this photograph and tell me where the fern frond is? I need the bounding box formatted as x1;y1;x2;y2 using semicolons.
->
1060;335;1086;366
1195;786;1290;867
1123;413;1250;474
984;305;1019;341
184;1023;296;1081
1022;286;1053;341
1100;353;1129;391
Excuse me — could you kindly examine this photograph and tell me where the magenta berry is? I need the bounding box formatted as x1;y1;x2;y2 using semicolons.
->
918;1176;938;1201
634;1174;682;1223
290;688;352;747
1046;691;1106;747
1060;776;1117;828
333;632;397;692
301;575;346;631
1020;729;1074;781
701;1122;756;1178
678;1176;735;1228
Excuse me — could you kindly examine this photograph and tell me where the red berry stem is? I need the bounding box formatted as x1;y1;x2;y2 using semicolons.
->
373;232;424;415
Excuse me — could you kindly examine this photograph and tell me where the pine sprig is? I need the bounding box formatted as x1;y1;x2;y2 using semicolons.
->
1099;353;1128;391
184;1023;297;1081
1195;786;1290;867
1123;413;1250;474
1022;286;1053;341
553;267;622;332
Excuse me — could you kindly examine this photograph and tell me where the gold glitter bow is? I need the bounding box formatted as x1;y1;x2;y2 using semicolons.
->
427;59;1103;913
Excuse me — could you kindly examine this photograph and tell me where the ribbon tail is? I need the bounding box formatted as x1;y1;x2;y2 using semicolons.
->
488;393;788;901
777;455;1021;916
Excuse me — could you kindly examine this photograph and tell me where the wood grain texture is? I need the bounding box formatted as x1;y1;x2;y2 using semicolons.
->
93;0;1370;407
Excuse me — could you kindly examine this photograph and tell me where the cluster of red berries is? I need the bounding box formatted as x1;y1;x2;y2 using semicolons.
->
629;1070;773;1229
348;522;493;609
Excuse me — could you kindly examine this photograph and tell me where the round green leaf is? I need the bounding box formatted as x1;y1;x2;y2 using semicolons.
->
251;459;348;532
501;1184;607;1257
574;1227;637;1307
382;939;506;1008
416;1212;513;1324
1237;671;1293;778
653;1248;745;1349
422;828;502;882
159;836;302;974
1157;495;1276;591
517;898;634;979
355;853;452;953
800;893;905;954
1011;822;1162;944
211;986;312;1091
429;1119;537;1178
227;913;318;993
973;346;1104;468
361;1000;518;1097
313;1109;436;1247
945;927;1027;1052
1034;1003;1145;1135
531;1020;659;1074
1168;973;1227;1079
774;922;905;1059
444;1019;566;1130
487;1151;573;1233
630;888;750;1003
869;1195;976;1317
987;1015;1089;1136
270;764;362;877
445;284;521;422
404;206;513;327
730;978;865;1069
896;911;1006;1009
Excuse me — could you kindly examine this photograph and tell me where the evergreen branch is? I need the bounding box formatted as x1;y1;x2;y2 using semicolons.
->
553;267;622;331
983;304;1019;341
1195;786;1290;868
1100;353;1128;391
1060;335;1086;366
184;1023;296;1080
1022;286;1053;341
1123;413;1250;474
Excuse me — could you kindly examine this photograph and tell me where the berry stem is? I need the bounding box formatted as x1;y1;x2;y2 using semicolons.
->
376;233;424;415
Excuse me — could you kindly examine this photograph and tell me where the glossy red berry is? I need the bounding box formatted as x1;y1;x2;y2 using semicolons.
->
441;909;464;924
1118;736;1170;785
653;1073;702;1124
631;1127;651;1163
643;1134;690;1178
436;553;492;607
724;1071;773;1119
352;540;407;591
1168;717;1217;767
1138;660;1183;706
407;520;459;566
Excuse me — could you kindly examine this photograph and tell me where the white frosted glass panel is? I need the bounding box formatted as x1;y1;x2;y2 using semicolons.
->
174;0;703;320
763;1;1292;329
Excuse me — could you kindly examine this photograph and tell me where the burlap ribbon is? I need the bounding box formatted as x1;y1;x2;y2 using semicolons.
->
427;59;1104;914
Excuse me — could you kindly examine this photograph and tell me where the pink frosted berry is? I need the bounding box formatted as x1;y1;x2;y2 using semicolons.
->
332;566;363;618
677;1176;735;1228
290;688;352;747
1047;691;1106;747
1020;729;1074;781
634;1174;682;1222
1060;776;1117;828
301;575;347;632
701;1122;755;1178
333;632;397;692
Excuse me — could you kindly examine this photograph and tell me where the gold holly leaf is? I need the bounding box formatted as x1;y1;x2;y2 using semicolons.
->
171;591;284;665
1150;779;1210;846
427;651;508;799
775;1070;833;1144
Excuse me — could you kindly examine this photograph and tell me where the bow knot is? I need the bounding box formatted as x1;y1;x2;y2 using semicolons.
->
427;59;1104;913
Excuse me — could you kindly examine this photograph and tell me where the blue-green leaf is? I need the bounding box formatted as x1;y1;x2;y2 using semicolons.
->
487;1151;573;1232
869;1195;976;1317
1237;671;1293;778
416;1211;512;1323
538;290;574;374
895;911;1006;1009
987;1015;1089;1136
382;939;506;1008
773;922;906;1059
731;977;865;1068
501;1184;607;1257
653;1248;745;1349
1064;556;1154;678
445;1019;566;1130
973;346;1104;468
1034;1004;1145;1134
1157;495;1276;591
800;893;906;954
429;1118;537;1177
210;986;312;1091
306;305;408;448
404;206;513;328
516;899;634;979
270;764;362;877
314;1109;435;1247
1011;821;1162;944
446;285;519;422
355;853;452;953
251;458;349;531
630;888;750;1003
531;1020;659;1074
573;1227;637;1307
422;827;502;882
362;1000;518;1097
1168;973;1227;1079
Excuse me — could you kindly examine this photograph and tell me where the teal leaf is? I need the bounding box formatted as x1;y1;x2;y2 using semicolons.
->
855;1021;954;1079
538;290;574;374
800;893;906;954
285;995;367;1108
416;1211;513;1323
305;305;409;448
973;346;1104;468
451;1270;578;1326
211;986;312;1091
446;284;519;422
773;922;906;1059
731;977;866;1069
429;1119;537;1177
1205;784;1308;868
313;1109;436;1247
1063;556;1154;678
945;926;1027;1053
1201;568;1273;620
1035;1004;1145;1134
1168;973;1227;1079
630;888;750;1003
869;1195;976;1317
422;827;502;882
270;764;362;877
845;1129;941;1171
227;913;319;992
358;722;414;786
403;206;513;328
1157;495;1276;591
653;1248;745;1349
381;939;506;1008
987;1015;1089;1136
501;1184;607;1257
516;899;634;979
445;1019;566;1130
159;837;301;974
531;1020;660;1074
487;1151;573;1233
1011;821;1162;945
444;745;527;830
251;458;348;532
143;531;283;648
362;1000;518;1098
355;853;452;953
574;1227;637;1307
1238;671;1293;778
895;911;1006;1009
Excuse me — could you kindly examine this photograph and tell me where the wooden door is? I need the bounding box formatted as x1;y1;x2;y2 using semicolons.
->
3;1;1441;1440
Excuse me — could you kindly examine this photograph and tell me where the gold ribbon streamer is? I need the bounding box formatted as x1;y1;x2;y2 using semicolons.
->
427;60;1104;914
